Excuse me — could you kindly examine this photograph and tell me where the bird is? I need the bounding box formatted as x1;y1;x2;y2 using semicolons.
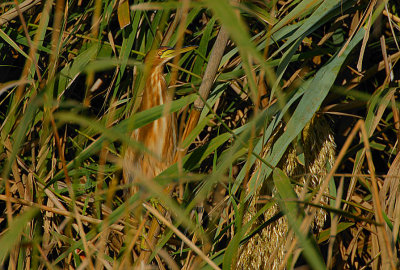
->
123;46;197;195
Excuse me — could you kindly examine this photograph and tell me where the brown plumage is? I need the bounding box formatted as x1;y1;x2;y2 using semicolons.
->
123;46;196;194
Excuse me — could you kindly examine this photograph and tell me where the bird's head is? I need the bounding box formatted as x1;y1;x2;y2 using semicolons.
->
145;46;197;67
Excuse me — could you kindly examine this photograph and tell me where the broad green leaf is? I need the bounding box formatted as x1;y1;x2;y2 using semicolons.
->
246;28;365;199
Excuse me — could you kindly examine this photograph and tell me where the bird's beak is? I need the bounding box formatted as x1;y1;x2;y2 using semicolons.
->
161;46;197;59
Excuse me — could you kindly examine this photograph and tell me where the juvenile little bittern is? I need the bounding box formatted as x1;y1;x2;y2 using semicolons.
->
123;46;196;193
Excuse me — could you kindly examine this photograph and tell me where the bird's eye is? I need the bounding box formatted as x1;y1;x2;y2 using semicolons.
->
157;50;163;56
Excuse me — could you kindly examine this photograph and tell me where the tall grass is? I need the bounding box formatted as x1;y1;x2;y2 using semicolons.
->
0;0;399;269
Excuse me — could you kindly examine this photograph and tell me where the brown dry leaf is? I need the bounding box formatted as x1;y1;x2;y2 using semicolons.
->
117;0;130;29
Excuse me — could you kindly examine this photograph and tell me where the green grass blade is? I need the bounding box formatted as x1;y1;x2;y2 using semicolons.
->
247;27;365;192
0;208;38;264
273;168;325;269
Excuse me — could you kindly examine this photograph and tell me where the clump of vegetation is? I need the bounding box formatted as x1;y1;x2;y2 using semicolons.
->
1;0;399;269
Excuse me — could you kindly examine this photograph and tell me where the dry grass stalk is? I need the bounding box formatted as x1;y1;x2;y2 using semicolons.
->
236;115;336;269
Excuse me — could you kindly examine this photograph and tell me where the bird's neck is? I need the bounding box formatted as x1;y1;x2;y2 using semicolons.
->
141;65;167;110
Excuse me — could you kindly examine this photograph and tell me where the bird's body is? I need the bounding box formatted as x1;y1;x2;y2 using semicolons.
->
123;46;195;193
